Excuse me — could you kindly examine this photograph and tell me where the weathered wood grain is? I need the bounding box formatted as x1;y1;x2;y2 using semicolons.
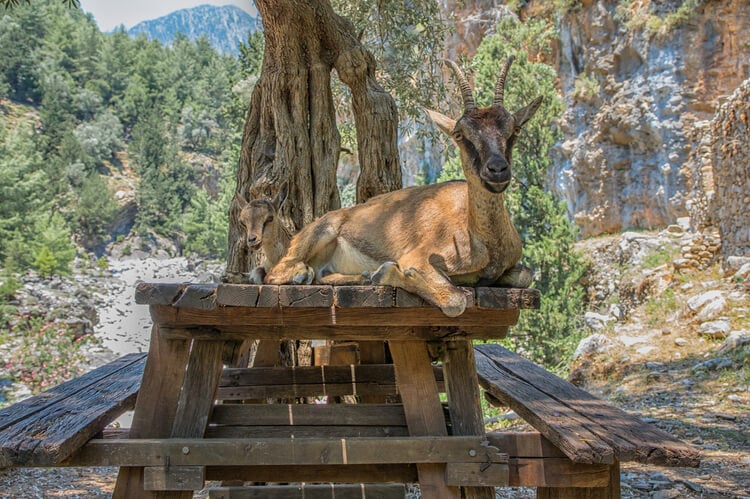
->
442;339;497;498
215;285;278;307
334;286;394;307
279;285;333;307
210;404;406;426
135;282;187;305
113;326;191;498
0;353;145;432
445;462;509;487
160;325;510;341
66;436;508;467
0;353;146;467
205;425;409;439
137;283;540;310
203;464;418;484
144;465;205;491
474;344;700;467
476;287;540;310
173;283;219;309
207;483;406;499
67;431;614;489
390;340;458;498
151;305;520;329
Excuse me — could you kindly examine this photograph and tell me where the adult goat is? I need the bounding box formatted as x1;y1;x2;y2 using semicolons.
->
266;57;541;316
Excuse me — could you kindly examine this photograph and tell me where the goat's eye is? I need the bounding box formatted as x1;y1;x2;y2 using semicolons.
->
453;132;463;141
266;216;274;223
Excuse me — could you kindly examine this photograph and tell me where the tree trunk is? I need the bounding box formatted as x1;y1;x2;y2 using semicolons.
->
224;0;401;281
224;0;402;372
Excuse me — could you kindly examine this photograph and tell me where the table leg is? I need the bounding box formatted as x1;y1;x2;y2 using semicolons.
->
113;325;191;499
443;339;497;499
389;339;459;499
142;340;226;495
537;460;621;499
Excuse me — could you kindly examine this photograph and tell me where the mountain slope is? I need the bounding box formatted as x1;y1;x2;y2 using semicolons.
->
127;4;260;55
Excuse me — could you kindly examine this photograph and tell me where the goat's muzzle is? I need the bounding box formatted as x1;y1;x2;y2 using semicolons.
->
247;236;262;250
480;155;511;192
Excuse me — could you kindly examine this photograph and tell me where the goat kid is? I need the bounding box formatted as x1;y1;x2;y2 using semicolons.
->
266;57;540;317
236;182;292;284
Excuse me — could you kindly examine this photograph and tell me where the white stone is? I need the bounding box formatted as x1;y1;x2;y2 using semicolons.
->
584;311;613;330
734;262;750;280
698;320;731;338
686;290;724;312
717;330;750;355
696;296;727;321
573;333;616;360
674;338;688;346
725;256;750;273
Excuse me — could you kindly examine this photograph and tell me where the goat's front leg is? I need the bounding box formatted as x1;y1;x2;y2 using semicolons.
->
265;221;337;285
371;261;467;317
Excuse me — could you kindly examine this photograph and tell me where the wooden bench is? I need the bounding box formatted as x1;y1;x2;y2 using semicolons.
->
0;352;146;467
0;284;699;499
473;344;700;498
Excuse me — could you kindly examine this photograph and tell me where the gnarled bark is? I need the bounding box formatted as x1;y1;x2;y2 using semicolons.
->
225;0;401;282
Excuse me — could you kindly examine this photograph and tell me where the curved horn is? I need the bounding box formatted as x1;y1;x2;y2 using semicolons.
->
493;55;515;107
443;59;475;111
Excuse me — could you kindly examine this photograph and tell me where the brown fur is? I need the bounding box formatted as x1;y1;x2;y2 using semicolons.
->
266;59;542;316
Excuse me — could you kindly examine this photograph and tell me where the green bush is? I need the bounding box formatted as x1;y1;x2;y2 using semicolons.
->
31;213;76;276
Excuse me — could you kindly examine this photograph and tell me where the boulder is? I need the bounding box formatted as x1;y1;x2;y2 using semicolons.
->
573;333;616;360
698;319;731;339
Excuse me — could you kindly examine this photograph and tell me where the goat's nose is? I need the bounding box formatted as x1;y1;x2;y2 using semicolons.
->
487;156;508;174
247;235;258;245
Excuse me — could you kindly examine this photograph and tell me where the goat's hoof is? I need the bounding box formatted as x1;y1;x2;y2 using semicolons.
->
440;296;467;317
291;265;314;285
361;271;373;285
496;264;533;288
404;267;416;278
371;261;399;285
247;267;266;285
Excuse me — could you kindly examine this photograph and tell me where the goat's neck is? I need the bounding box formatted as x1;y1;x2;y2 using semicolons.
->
263;225;292;267
467;185;518;245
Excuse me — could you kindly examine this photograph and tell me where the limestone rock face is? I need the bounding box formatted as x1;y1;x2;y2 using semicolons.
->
550;0;750;237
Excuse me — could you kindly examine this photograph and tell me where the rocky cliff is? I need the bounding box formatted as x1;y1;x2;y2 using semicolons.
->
442;0;749;243
553;0;750;237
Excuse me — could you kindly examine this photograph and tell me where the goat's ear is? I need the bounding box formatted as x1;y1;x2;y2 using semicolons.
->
274;181;289;210
236;192;249;209
513;96;543;129
424;108;456;137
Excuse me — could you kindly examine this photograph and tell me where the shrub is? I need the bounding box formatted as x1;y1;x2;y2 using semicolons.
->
2;315;96;396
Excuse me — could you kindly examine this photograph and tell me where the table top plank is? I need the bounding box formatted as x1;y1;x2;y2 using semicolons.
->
137;283;539;311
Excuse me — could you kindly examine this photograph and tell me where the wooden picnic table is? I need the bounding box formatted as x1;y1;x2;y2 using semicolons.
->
110;282;538;499
0;282;699;498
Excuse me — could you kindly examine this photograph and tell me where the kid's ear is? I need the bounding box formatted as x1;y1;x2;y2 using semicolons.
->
424;108;457;137
274;181;289;210
236;192;248;209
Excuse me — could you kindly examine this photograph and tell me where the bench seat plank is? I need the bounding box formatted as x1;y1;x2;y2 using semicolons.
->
474;344;700;467
0;353;147;467
208;483;406;499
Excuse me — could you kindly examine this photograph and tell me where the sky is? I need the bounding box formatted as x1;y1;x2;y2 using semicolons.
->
79;0;258;32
